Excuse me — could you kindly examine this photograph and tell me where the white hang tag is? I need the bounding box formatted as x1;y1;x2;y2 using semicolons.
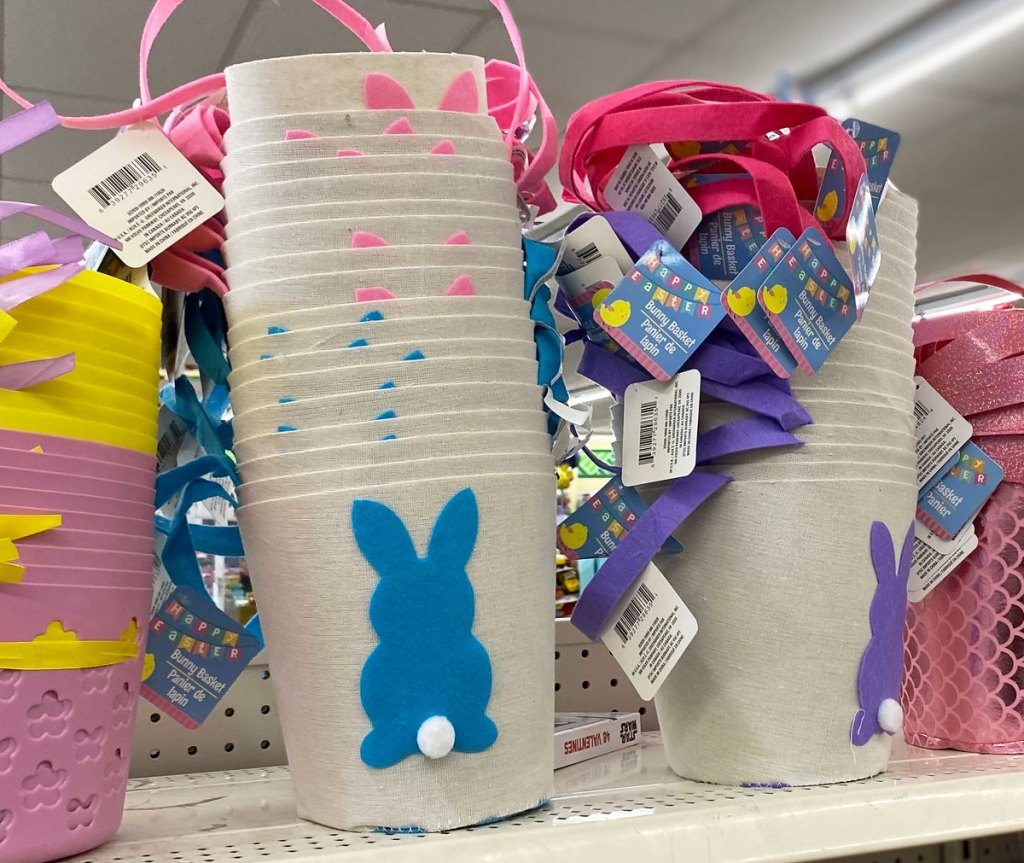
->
915;376;973;489
605;145;702;250
909;525;978;603
52;123;224;268
621;371;701;487
560;215;635;275
600;562;697;701
558;256;625;300
915;518;972;554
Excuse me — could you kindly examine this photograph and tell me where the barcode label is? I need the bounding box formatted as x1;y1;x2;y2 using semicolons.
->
574;241;602;267
605;146;701;249
600;562;697;700
87;152;161;208
52;123;224;267
637;400;657;465
613;582;655;641
913;399;929;425
651;194;682;235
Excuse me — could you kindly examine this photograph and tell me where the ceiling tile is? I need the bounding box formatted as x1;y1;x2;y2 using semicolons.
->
2;0;249;104
506;0;744;44
651;0;950;92
460;18;661;117
924;23;1024;101
227;0;484;64
1;91;126;184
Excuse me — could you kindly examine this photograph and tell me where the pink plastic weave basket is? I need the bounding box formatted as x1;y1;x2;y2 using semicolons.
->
0;585;150;863
902;481;1024;753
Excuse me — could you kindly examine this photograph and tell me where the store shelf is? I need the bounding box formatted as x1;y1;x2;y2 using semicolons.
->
69;734;1024;863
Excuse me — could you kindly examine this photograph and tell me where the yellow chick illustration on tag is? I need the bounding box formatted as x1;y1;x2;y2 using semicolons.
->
599;299;632;328
762;284;788;314
142;652;156;681
559;522;588;551
816;190;839;222
591;286;613;307
726;286;757;317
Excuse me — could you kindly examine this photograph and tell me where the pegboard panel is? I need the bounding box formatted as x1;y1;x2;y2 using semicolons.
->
130;661;286;777
554;619;658;729
835;849;940;862
964;833;1024;862
131;624;650;776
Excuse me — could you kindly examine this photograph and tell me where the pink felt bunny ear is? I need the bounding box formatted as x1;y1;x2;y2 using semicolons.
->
351;231;388;249
355;287;397;302
438;71;479;114
445;232;470;245
429;140;456;156
284;129;318;140
336;149;364;157
444;275;475;296
383;117;414;135
364;73;415;110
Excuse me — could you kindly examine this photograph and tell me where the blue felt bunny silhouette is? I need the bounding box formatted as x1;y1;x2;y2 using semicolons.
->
352;487;498;769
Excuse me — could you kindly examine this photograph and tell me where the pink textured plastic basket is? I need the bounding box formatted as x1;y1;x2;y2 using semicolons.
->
0;583;151;863
903;481;1024;752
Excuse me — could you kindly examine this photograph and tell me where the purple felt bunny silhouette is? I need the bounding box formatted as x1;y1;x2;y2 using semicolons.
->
352;488;498;769
851;521;913;745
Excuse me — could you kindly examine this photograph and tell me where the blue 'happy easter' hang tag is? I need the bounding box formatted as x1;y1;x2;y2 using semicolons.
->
844;118;900;210
596;240;725;381
688;205;767;280
814;119;901;231
756;227;857;375
846;174;881;319
556;475;683;561
720;228;798;378
916;441;1004;541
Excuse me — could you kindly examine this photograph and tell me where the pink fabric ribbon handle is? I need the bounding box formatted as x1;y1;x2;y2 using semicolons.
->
0;353;76;390
560;80;828;209
669;153;819;238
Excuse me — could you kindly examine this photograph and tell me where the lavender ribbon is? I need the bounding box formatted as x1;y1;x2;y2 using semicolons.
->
0;263;85;312
0;353;75;390
0;201;119;249
0;101;60;157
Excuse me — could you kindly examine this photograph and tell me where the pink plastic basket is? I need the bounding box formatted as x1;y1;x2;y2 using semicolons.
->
0;584;151;863
903;481;1024;752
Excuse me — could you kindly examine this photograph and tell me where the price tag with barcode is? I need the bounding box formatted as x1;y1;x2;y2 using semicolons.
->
559;216;635;275
914;377;973;489
600;562;697;701
52;123;224;268
605;145;702;250
621;371;701;486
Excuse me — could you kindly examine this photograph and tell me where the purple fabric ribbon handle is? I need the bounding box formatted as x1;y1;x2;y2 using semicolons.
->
0;201;120;248
0;101;60;157
571;472;732;641
701;376;812;431
578;341;651;396
689;341;773;385
0;353;75;390
0;262;84;312
695;416;803;464
567;210;666;262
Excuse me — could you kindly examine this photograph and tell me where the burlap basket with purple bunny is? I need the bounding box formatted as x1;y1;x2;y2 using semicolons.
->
554;83;918;786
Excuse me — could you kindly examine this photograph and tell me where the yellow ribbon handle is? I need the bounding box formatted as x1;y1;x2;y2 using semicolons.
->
0;513;62;584
0;620;139;671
